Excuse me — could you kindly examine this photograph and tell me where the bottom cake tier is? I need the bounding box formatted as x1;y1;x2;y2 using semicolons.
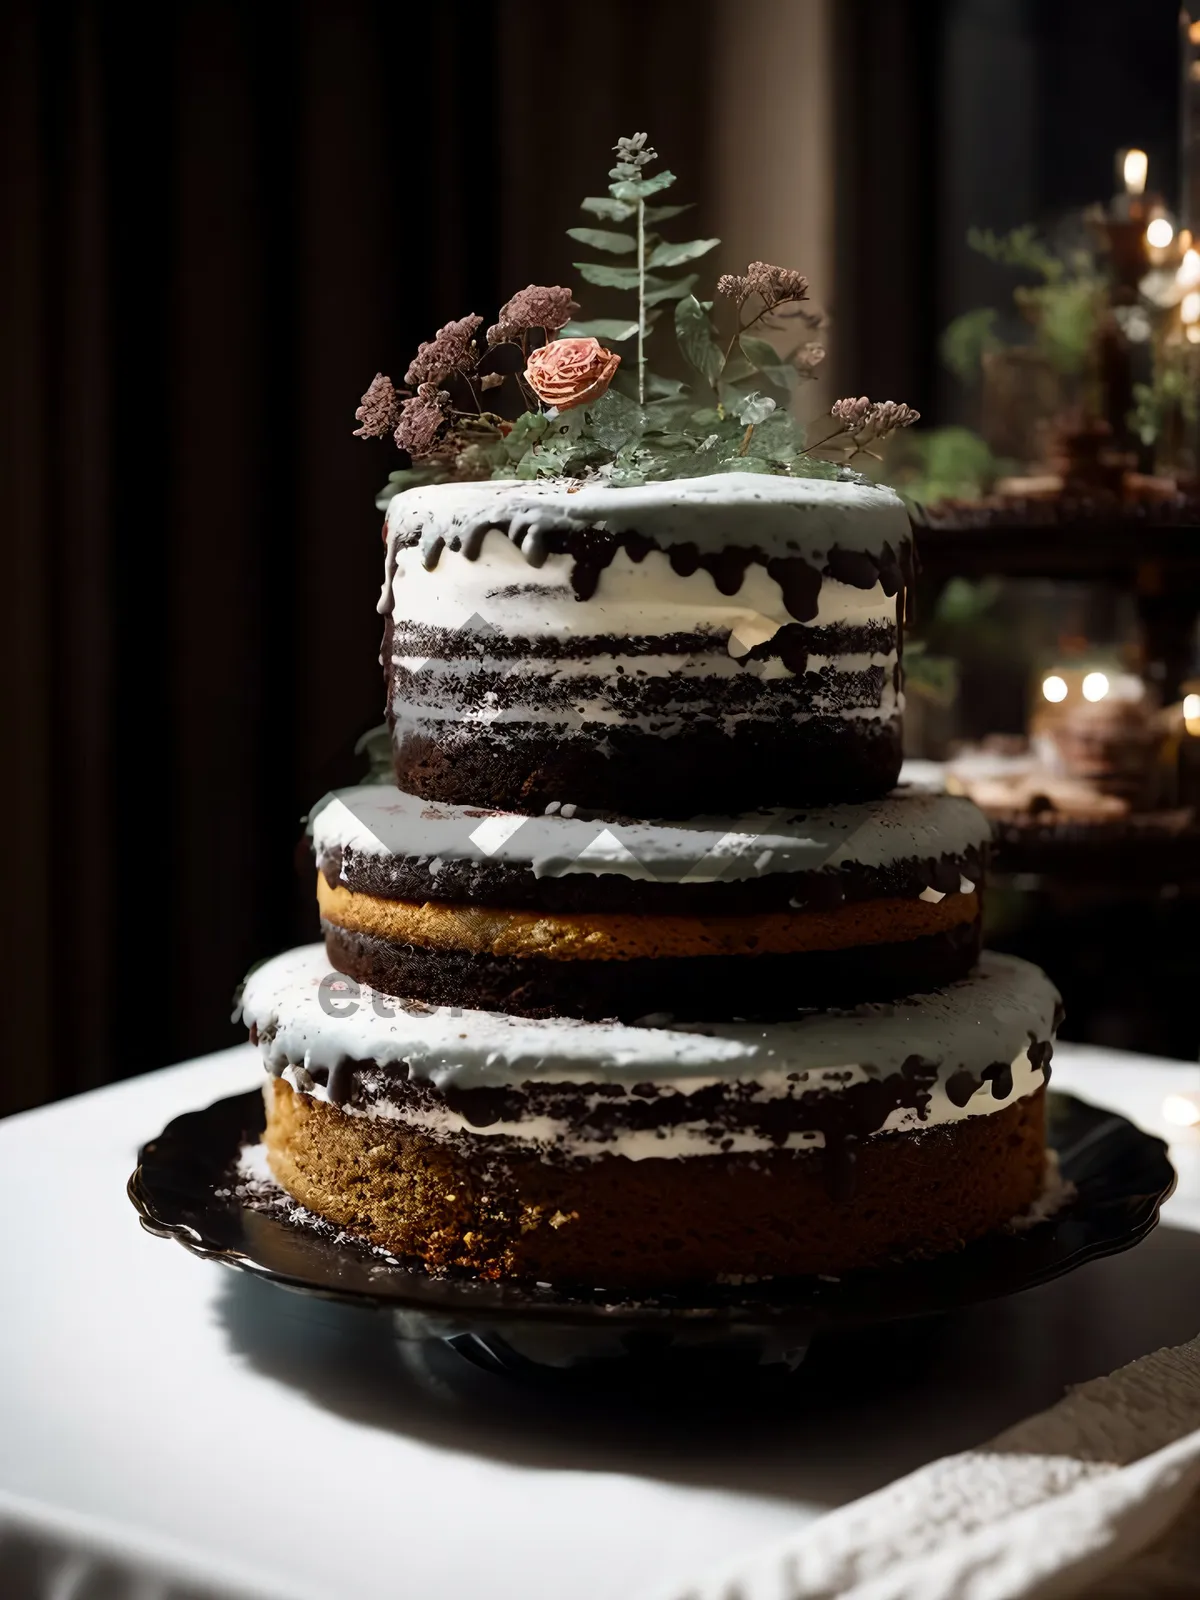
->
240;946;1062;1289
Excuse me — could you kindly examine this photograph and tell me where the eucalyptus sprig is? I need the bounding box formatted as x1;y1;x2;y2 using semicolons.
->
565;133;717;404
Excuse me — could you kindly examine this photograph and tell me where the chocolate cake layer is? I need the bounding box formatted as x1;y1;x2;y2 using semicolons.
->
310;784;992;915
321;917;980;1020
378;473;912;814
387;710;903;815
318;873;981;1020
263;1077;1047;1287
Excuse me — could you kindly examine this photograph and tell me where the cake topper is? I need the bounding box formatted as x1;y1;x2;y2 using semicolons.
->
355;133;919;500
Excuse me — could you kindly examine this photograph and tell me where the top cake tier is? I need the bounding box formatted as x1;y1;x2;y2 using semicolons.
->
378;471;913;817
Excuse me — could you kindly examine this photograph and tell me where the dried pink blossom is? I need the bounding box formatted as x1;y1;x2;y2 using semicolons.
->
479;371;506;390
864;401;920;436
405;314;483;386
746;261;810;307
525;337;620;410
487;285;579;346
794;342;826;370
832;395;872;428
352;372;400;438
394;384;450;457
717;273;751;305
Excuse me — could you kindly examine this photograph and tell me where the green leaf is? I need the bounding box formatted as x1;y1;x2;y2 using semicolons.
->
585;388;644;452
646;237;719;269
561;319;640;342
675;294;725;387
575;261;643;289
566;227;636;254
643;203;694;224
939;308;999;383
581;196;636;222
735;391;777;426
643;274;698;306
609;170;677;201
743;411;802;463
720;354;754;384
644;373;687;399
739;334;796;390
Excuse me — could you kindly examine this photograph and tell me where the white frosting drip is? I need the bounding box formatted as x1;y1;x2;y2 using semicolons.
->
241;944;1058;1094
385;537;897;652
382;470;911;581
310;777;998;883
278;1046;1047;1161
309;783;992;886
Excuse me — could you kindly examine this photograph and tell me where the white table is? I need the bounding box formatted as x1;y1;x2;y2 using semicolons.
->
2;1043;1199;1600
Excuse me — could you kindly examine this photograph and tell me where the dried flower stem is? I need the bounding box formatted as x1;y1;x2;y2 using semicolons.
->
722;301;769;369
737;423;755;455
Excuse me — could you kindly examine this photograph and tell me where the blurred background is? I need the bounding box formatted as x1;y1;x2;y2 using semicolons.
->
3;0;1196;1114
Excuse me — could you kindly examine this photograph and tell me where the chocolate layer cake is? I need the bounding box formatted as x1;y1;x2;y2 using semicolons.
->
311;783;990;1019
378;473;912;815
243;945;1059;1287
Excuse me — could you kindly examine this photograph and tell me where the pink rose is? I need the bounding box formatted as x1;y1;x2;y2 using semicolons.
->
525;337;621;411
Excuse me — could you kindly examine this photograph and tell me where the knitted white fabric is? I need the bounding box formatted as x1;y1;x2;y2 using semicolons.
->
658;1334;1200;1599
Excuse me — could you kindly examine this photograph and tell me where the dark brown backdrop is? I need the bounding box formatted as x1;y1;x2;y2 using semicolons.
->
0;0;714;1112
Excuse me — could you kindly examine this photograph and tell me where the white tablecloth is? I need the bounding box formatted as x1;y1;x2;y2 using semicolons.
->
1;1043;1199;1600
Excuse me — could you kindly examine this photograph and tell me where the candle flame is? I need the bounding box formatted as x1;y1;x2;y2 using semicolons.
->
1178;248;1200;290
1123;148;1149;195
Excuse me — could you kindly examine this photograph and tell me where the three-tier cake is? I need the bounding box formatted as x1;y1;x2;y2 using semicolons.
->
241;470;1062;1289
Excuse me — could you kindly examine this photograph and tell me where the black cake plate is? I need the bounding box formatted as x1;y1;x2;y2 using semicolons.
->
129;1089;1175;1374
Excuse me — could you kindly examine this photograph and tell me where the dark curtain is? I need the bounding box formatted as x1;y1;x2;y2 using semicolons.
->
1;0;713;1113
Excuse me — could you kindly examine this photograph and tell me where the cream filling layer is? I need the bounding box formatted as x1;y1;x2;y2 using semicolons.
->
390;690;903;732
278;1047;1046;1161
387;535;898;652
390;648;899;686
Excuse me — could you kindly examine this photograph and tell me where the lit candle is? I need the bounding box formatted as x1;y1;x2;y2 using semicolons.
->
1123;148;1149;196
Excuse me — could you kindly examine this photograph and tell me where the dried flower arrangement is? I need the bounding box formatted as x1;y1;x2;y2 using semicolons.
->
356;134;918;502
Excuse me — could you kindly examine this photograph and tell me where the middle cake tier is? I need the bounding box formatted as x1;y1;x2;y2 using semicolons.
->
311;782;992;1021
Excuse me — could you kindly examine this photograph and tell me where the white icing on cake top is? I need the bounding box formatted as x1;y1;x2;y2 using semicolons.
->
384;471;911;568
310;783;993;885
241;944;1058;1093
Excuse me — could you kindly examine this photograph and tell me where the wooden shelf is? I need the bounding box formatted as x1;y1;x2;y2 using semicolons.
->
913;511;1200;586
